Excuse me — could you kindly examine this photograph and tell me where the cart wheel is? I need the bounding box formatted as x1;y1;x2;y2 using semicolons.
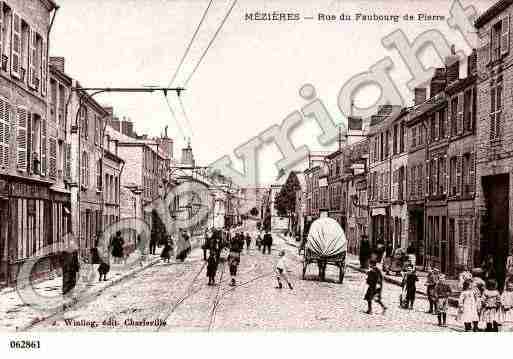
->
339;265;345;284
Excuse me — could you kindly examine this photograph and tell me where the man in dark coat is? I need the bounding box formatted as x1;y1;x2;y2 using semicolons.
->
263;231;273;254
111;231;124;264
62;248;80;298
359;235;371;269
364;260;387;314
149;235;157;255
228;232;244;286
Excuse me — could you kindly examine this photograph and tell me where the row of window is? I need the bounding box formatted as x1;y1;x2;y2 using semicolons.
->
371;121;406;163
0;97;66;179
0;2;48;97
367;154;475;203
80;152;120;203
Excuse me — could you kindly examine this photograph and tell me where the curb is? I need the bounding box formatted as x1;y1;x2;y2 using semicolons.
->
276;233;459;308
18;257;161;332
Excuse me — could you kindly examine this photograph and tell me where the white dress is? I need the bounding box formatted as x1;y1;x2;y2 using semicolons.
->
458;290;479;323
500;291;513;323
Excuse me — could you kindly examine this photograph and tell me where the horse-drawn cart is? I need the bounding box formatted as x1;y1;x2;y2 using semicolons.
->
299;217;347;283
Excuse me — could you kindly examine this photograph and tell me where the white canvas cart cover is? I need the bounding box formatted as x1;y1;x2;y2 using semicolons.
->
306;217;347;257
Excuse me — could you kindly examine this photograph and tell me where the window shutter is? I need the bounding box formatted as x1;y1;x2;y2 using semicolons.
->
469;152;475;195
41;39;47;96
477;31;490;75
16;107;28;170
457;93;464;135
0;2;3;60
64;143;71;179
502;15;510;56
41;117;47;176
434;113;439;141
11;13;21;78
469;88;474;132
0;97;10;170
445;157;449;195
456;155;462;195
49;138;56;179
28;29;36;88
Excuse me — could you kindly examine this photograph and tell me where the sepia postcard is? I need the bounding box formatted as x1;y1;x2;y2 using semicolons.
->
1;0;513;355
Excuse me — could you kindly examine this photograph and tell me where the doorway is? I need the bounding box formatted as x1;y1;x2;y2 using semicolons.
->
482;174;509;290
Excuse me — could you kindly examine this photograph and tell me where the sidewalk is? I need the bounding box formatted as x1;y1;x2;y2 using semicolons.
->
0;236;205;332
276;232;461;307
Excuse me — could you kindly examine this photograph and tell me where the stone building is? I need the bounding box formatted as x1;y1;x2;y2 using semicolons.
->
367;105;401;247
445;50;478;275
326;149;345;230
0;0;60;286
475;0;513;283
68;85;124;259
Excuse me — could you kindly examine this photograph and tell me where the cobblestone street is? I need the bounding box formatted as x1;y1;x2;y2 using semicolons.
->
27;235;467;332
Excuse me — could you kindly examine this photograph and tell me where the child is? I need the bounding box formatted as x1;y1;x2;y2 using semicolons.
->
98;260;110;282
425;268;439;314
481;279;501;332
458;280;480;332
160;241;172;263
245;233;251;251
500;280;513;325
403;265;418;309
364;260;387;314
256;234;262;251
275;250;293;290
206;250;218;286
434;274;452;327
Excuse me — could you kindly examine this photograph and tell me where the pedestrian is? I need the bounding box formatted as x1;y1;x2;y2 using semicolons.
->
245;232;251;251
458;280;480;332
500;280;513;325
149;235;157;255
364;259;387;315
425;268;440;314
202;229;211;261
256;233;262;251
228;234;243;286
375;232;385;263
481;279;501;332
263;230;273;254
359;235;371;269
434;274;452;327
160;240;172;263
111;231;124;264
61;247;80;299
275;250;293;290
406;243;416;268
402;265;418;310
206;250;219;286
98;258;110;282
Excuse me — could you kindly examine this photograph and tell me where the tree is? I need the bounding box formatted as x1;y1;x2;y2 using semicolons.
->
274;172;301;232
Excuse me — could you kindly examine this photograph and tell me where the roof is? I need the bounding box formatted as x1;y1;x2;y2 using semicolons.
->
475;0;513;28
408;92;447;122
367;106;407;136
294;171;306;190
107;126;169;160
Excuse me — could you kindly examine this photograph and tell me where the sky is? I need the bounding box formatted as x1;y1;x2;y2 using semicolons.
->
50;0;495;185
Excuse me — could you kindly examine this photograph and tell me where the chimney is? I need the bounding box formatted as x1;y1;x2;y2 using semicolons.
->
49;57;65;73
445;45;460;84
430;68;446;97
468;49;477;77
414;87;427;105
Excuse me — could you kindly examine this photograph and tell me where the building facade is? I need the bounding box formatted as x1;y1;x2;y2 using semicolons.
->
475;0;513;282
0;0;61;286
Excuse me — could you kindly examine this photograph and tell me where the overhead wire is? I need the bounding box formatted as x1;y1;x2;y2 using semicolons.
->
168;0;214;88
178;95;194;138
183;0;238;88
163;93;187;142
